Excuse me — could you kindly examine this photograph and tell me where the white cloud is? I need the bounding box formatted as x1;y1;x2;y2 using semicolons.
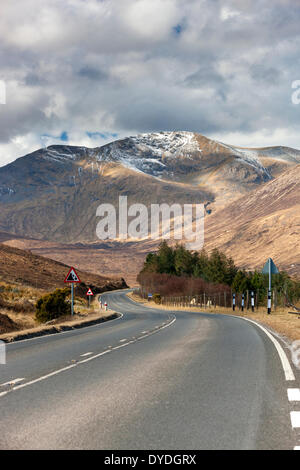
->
0;0;300;166
0;133;43;166
123;0;180;40
220;6;241;21
215;128;300;150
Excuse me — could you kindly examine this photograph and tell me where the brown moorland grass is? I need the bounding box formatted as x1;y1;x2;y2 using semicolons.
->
0;281;113;336
0;295;117;342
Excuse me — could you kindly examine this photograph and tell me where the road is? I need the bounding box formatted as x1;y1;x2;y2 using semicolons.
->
0;289;299;450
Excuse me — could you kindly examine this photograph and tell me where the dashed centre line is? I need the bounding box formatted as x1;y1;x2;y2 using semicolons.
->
290;411;300;428
0;378;25;387
288;388;300;402
0;315;176;399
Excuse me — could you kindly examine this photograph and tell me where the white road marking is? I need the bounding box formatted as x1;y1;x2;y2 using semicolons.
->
290;411;300;428
287;388;300;402
78;349;111;364
4;312;124;345
0;378;25;387
80;352;93;357
119;339;127;342
240;317;295;381
137;317;176;340
12;365;76;392
294;446;300;450
112;343;131;350
0;315;176;399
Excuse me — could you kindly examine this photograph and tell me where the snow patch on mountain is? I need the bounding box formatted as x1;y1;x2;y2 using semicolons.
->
96;131;202;178
41;146;95;164
219;143;272;180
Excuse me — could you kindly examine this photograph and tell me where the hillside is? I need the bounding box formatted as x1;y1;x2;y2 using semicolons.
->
204;164;300;278
0;243;127;291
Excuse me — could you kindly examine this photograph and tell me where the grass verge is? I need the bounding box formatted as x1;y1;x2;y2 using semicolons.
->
0;309;119;343
0;293;119;343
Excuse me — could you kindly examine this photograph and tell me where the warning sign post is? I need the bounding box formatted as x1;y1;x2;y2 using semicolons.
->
64;267;81;316
86;288;94;308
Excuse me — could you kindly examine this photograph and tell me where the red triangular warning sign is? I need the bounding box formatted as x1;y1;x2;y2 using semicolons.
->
64;267;81;283
86;288;94;296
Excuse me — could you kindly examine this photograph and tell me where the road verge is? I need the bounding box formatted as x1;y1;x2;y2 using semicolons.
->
0;310;120;343
127;292;300;343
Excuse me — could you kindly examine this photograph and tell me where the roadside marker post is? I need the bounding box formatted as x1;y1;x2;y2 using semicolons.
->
241;294;245;312
251;291;255;312
64;267;81;316
232;293;236;311
262;258;279;315
267;290;272;315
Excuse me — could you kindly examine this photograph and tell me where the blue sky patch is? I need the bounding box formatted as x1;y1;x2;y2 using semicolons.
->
86;131;118;140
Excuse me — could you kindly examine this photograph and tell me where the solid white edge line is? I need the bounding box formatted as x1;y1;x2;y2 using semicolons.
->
287;388;300;402
239;317;295;381
138;294;296;381
290;411;300;428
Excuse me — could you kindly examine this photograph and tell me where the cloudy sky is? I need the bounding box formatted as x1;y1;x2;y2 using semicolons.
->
0;0;300;166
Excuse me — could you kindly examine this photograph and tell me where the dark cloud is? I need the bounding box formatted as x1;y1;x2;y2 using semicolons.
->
24;73;49;87
250;65;282;85
78;67;108;81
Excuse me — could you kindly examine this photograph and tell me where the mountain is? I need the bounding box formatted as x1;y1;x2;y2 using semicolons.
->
0;131;300;244
0;131;299;284
2;156;299;285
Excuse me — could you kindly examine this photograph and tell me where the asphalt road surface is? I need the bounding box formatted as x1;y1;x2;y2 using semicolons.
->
0;290;299;450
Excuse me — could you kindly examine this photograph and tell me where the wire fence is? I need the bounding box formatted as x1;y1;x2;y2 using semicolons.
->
134;288;286;311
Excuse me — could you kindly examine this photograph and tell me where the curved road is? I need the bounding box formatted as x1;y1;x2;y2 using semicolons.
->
0;290;299;450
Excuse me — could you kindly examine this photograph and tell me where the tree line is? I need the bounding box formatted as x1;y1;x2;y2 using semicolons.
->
137;241;300;302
